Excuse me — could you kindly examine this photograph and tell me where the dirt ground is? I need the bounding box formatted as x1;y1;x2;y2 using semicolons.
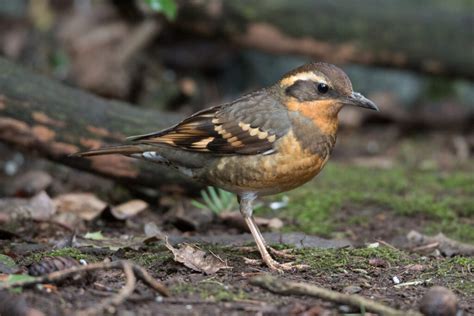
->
0;130;473;316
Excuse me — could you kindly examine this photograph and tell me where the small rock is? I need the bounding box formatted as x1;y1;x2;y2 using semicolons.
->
369;258;388;268
419;286;458;316
166;202;214;232
405;264;426;272
342;285;362;294
338;304;359;313
367;242;380;248
3;153;24;176
0;191;56;221
54;193;107;221
110;199;148;220
392;276;401;284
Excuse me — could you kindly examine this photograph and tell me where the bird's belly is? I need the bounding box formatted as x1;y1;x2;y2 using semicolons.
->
206;132;331;195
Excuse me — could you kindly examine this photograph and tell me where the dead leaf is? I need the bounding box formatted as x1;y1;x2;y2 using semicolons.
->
264;218;284;230
163;238;230;274
0;191;56;221
53;193;107;221
110;199;148;220
219;211;283;231
407;230;474;257
84;231;105;240
9;170;52;197
144;222;161;237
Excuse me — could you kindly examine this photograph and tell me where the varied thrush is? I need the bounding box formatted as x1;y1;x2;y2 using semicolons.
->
74;62;378;272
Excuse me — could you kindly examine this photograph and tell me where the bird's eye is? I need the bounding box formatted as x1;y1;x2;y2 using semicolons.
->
317;83;329;94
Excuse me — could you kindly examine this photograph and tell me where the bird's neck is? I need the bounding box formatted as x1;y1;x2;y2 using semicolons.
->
285;99;340;136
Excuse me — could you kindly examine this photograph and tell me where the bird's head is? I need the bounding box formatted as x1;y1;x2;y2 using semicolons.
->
278;62;378;129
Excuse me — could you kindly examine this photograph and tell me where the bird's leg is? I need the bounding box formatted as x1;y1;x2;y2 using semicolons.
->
238;193;300;272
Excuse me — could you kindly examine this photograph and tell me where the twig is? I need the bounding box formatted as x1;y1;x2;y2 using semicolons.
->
411;242;439;253
131;264;170;296
0;260;170;315
407;230;474;256
394;279;432;288
250;275;423;316
77;261;136;316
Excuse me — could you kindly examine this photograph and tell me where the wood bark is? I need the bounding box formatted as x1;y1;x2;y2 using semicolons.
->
178;0;474;79
0;58;200;191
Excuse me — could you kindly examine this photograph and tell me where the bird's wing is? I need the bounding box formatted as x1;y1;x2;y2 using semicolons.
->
128;89;291;155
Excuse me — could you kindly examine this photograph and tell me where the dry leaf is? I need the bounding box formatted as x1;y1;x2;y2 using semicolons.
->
164;238;229;274
9;170;52;197
0;191;56;221
219;211;283;231
262;218;284;230
111;199;148;220
407;230;474;256
53;193;107;221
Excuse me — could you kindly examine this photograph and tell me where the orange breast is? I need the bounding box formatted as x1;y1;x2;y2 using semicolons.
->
207;131;330;195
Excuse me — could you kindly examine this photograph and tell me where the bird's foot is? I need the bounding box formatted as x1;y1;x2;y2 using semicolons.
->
237;246;296;259
265;258;308;273
268;247;296;259
244;254;308;273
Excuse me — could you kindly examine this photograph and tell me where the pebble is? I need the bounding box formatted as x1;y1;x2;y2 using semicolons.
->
392;276;401;284
342;285;362;294
419;286;458;316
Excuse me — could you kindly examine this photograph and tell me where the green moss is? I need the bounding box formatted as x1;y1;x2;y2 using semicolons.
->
424;257;474;295
21;247;100;266
276;162;474;242
296;246;473;295
124;250;172;269
172;280;248;301
297;246;410;273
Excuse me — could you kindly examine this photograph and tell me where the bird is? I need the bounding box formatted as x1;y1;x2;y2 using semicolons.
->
73;62;379;272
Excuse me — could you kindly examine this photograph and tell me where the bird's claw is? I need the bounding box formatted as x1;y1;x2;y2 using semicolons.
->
268;247;296;259
265;258;309;273
244;255;308;273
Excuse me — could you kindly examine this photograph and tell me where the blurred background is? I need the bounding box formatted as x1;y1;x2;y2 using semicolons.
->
0;1;473;314
0;0;473;244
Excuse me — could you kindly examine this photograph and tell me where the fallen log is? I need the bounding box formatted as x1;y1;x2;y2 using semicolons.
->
178;0;474;80
0;57;199;191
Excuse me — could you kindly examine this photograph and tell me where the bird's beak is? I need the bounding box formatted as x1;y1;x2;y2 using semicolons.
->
345;92;379;111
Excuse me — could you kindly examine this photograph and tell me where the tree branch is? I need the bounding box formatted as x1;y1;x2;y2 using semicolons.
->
251;275;423;316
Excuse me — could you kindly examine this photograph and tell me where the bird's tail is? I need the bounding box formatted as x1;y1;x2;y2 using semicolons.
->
70;145;147;157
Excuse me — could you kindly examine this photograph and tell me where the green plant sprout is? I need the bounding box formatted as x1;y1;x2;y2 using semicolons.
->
143;0;177;20
192;186;237;214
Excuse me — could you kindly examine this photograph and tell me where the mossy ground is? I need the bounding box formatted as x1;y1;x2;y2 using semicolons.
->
20;244;474;301
18;247;102;267
268;162;474;243
2;133;473;314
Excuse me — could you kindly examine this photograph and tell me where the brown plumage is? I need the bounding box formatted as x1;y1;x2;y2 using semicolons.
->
73;62;378;272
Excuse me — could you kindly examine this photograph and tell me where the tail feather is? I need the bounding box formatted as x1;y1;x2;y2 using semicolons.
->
70;145;146;157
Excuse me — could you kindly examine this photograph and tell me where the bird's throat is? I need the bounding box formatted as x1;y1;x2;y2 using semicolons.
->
286;99;340;135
